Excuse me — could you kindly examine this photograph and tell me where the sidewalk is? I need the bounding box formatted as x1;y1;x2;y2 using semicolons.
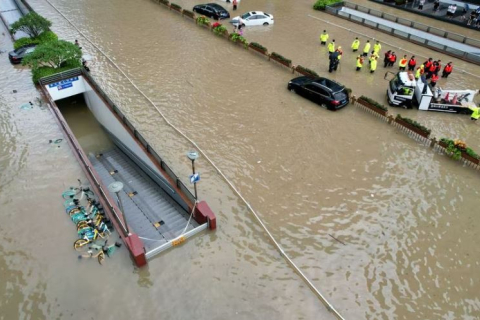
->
370;0;480;30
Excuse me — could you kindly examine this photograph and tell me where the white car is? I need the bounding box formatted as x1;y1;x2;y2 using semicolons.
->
231;11;274;26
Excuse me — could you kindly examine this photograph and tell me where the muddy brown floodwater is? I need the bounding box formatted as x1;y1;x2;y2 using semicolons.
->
1;0;480;319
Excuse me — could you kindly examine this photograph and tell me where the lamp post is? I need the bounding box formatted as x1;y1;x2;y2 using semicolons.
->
187;150;199;200
108;181;130;236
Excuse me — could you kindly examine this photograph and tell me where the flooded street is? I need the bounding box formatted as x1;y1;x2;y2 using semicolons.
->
1;0;480;319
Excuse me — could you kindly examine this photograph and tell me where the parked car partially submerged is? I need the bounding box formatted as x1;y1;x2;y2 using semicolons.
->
231;11;274;26
193;3;230;20
287;76;349;111
8;45;36;64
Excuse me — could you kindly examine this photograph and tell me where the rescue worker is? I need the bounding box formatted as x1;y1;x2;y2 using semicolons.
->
320;30;329;45
469;104;480;121
430;73;439;87
370;56;377;73
388;52;397;67
442;62;453;78
426;61;438;79
356;55;364;71
384;50;391;68
373;41;381;54
423;58;433;70
351;37;360;52
369;51;379;65
362;40;371;57
336;46;343;61
328;39;335;54
415;65;424;79
399;55;408;71
435;60;442;75
408;56;416;71
328;51;340;73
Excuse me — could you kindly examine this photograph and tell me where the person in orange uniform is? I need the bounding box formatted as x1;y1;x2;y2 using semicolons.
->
399;55;408;71
407;56;416;71
442;62;453;78
430;73;439;87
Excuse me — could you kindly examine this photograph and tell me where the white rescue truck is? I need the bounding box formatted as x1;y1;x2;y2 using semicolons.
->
385;71;478;114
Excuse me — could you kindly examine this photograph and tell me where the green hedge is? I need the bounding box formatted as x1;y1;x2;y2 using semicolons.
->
440;138;480;161
13;31;58;49
249;42;267;52
213;25;228;35
159;0;169;4
358;95;388;112
170;2;181;10
313;0;342;10
295;65;319;77
183;9;195;18
32;62;81;84
396;114;431;135
270;52;292;65
196;16;210;25
229;33;248;47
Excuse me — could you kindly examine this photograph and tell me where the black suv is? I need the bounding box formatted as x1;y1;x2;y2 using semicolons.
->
193;3;230;20
8;44;36;64
287;76;349;111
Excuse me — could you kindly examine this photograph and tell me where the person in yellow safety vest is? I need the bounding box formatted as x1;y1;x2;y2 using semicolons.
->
320;30;329;45
399;55;408;71
370;57;377;73
351;37;360;52
415;65;424;79
356;56;364;71
373;41;381;54
328;39;335;53
469;105;480;121
362;40;370;57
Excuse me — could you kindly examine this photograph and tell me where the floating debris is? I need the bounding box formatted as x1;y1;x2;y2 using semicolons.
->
19;103;33;110
49;138;63;144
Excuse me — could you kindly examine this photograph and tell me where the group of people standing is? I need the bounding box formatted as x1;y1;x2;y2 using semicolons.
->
319;31;454;87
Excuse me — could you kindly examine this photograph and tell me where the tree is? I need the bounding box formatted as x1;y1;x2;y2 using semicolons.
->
22;40;82;69
10;12;52;38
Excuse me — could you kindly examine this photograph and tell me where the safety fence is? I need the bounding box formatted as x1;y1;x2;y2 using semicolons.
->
325;2;480;65
353;96;480;170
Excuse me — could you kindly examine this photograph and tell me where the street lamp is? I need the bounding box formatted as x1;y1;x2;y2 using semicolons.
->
187;150;199;200
108;181;130;236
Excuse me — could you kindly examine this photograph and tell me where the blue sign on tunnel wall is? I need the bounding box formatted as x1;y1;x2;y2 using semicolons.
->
48;77;79;90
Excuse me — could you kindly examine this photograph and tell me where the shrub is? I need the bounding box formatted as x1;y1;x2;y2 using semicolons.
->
170;2;181;10
13;31;58;50
13;37;39;50
270;52;292;65
249;42;267;52
358;96;388;112
440;138;462;160
313;0;342;10
395;114;431;135
213;24;228;35
295;65;319;77
465;147;480;159
159;0;169;5
36;30;58;43
229;33;248;47
395;0;406;5
32;61;81;84
183;9;195;18
196;16;210;25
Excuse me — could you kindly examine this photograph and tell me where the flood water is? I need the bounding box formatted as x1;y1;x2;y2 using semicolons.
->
1;0;480;319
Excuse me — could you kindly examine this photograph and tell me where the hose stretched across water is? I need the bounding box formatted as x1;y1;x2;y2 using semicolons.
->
41;1;345;318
